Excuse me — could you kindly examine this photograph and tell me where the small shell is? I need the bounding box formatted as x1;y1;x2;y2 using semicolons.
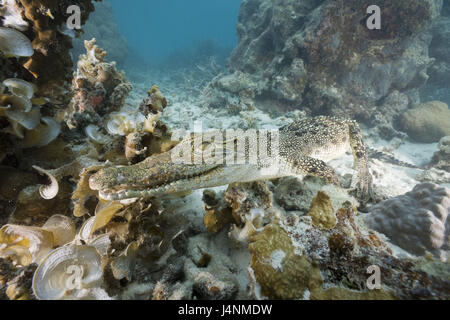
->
42;215;76;246
110;241;139;281
32;245;104;300
32;165;59;200
89;234;111;257
0;27;33;57
93;201;124;232
78;202;123;240
106;113;128;136
1;94;33;115
23;117;61;148
0;224;54;265
7;120;25;139
3;78;36;100
106;112;143;136
84;124;110;144
78;217;96;242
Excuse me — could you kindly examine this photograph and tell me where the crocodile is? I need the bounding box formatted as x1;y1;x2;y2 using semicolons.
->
89;116;374;203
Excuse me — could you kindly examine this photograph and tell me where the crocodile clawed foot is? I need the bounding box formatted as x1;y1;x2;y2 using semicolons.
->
354;176;376;205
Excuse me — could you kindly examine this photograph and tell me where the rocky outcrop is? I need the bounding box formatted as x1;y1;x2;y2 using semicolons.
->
204;0;442;122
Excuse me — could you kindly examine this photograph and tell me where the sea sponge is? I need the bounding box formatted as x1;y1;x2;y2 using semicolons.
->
397;101;450;143
273;177;316;212
225;181;273;223
429;136;450;172
140;85;168;115
363;183;450;259
0;27;33;57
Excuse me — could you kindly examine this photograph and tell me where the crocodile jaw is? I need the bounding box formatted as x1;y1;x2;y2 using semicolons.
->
95;163;284;201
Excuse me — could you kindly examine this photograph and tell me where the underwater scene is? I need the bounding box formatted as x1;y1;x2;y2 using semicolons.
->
0;0;449;302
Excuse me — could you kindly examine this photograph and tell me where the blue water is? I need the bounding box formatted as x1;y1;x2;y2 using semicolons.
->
108;0;242;66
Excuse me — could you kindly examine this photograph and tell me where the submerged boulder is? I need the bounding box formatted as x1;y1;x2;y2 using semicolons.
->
397;101;450;143
363;183;450;259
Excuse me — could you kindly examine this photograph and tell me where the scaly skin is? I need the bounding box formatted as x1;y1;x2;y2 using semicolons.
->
89;116;374;203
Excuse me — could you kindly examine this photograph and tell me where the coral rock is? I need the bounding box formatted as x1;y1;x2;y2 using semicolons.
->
308;191;336;230
249;223;320;299
397;101;450;143
363;183;450;259
65;38;132;129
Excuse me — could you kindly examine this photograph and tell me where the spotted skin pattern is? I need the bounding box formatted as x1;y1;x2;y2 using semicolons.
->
89;116;374;203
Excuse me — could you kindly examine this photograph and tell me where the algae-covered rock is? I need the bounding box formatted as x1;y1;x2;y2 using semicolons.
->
202;190;234;234
249;223;320;299
397;101;450;143
308;191;336;230
225;181;272;223
273;177;316;212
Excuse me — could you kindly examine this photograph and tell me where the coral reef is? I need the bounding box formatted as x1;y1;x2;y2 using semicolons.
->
1;0;450;302
363;183;450;260
0;0;97;106
203;0;442;122
308;191;336;230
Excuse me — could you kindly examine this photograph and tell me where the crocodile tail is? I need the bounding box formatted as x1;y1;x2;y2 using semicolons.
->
367;147;420;169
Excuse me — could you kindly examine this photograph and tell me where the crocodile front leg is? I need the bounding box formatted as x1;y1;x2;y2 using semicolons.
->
346;119;375;203
282;155;341;186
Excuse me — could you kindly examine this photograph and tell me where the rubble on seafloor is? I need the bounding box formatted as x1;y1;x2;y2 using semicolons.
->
0;0;449;301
